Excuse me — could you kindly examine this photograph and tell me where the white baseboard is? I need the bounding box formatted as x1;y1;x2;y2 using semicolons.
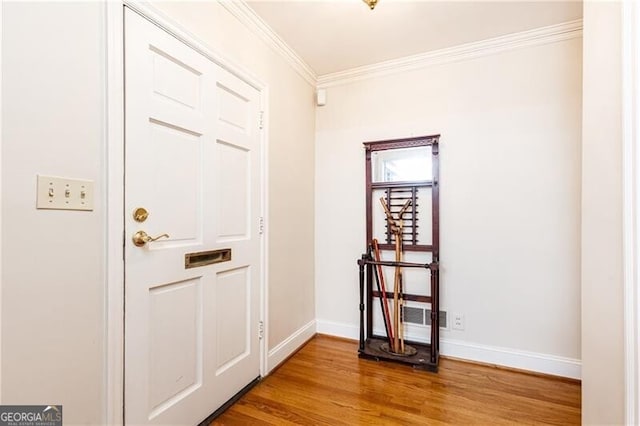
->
316;319;581;379
440;338;581;380
267;319;316;373
316;319;360;339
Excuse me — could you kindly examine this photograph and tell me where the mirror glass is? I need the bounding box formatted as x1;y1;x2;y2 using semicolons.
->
371;146;432;183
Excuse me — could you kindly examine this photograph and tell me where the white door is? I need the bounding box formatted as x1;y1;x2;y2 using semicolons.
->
124;9;263;425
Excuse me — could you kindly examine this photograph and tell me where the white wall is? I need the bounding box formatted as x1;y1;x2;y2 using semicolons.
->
315;36;583;374
1;2;106;424
151;1;317;360
581;1;625;423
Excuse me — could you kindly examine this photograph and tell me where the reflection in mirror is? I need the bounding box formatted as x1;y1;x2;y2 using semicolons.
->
371;146;432;183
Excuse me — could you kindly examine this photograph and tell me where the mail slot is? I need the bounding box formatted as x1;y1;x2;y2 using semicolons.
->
185;248;231;269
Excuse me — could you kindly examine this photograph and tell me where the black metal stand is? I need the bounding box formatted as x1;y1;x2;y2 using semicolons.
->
357;253;440;372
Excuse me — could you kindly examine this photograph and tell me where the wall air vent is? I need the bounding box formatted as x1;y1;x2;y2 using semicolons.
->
426;309;447;328
401;307;447;328
403;306;424;325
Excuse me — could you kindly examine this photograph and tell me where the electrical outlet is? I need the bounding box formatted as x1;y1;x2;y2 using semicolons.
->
452;313;464;330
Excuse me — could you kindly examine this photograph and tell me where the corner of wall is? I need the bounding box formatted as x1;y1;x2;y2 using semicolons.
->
266;320;316;373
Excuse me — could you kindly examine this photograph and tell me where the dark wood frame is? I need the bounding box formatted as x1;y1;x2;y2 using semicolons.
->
358;134;440;371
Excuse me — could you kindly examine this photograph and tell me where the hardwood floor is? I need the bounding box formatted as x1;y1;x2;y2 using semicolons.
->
211;335;581;425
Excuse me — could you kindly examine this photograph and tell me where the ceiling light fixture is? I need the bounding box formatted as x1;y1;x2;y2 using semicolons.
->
363;0;378;10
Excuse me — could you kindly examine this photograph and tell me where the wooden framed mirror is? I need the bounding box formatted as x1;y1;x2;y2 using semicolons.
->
364;135;440;258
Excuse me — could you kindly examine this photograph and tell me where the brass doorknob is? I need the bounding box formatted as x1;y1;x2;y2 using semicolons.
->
132;230;170;247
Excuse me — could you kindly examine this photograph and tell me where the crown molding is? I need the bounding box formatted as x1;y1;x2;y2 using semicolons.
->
317;19;583;88
220;0;317;87
216;5;582;90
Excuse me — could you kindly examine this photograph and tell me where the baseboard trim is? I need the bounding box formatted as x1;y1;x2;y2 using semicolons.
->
441;338;581;380
316;319;359;340
316;319;581;379
267;319;316;373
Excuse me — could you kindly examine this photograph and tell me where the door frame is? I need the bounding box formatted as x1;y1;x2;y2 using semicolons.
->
105;2;269;424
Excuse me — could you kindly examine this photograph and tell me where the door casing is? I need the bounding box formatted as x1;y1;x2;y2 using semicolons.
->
105;2;269;424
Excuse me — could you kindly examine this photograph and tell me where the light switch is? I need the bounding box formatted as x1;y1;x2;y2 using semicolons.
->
36;175;94;211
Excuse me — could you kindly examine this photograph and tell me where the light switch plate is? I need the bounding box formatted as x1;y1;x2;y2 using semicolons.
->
36;175;94;211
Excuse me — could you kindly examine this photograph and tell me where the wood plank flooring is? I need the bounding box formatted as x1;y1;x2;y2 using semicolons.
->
211;335;581;425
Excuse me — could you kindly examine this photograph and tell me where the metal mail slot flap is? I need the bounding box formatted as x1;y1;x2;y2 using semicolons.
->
185;248;231;269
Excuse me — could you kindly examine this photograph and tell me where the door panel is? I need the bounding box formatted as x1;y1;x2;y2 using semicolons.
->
147;120;202;242
148;278;202;415
218;84;251;132
124;8;262;425
217;141;250;240
215;267;250;372
151;47;202;110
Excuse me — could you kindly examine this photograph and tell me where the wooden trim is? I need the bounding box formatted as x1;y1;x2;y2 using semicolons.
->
363;134;440;151
365;147;372;249
432;140;440;261
374;243;434;252
364;259;432;269
365;257;373;341
372;291;431;304
371;180;434;189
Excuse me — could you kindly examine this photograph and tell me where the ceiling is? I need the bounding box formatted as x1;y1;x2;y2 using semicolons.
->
246;1;583;76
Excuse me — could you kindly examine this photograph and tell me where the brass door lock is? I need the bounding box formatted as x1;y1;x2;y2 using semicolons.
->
133;207;149;223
